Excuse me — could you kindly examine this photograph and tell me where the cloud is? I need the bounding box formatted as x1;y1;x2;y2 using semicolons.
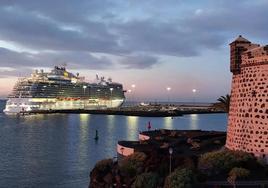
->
0;0;268;76
119;55;159;69
0;0;227;58
0;5;122;54
0;47;115;70
0;67;32;78
181;0;268;40
112;19;224;57
0;47;36;67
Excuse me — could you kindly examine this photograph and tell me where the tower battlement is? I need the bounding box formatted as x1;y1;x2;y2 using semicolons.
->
229;35;261;74
226;36;268;162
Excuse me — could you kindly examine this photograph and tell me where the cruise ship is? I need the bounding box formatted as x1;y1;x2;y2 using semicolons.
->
4;66;125;114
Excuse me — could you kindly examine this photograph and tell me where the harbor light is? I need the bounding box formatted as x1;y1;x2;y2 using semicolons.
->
83;85;87;97
128;89;132;93
131;84;136;88
110;88;114;106
192;89;197;105
166;87;171;104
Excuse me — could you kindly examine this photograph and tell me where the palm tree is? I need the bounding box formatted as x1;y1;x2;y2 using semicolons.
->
217;94;230;113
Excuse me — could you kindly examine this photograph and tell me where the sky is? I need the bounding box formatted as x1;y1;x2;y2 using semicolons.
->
0;0;268;102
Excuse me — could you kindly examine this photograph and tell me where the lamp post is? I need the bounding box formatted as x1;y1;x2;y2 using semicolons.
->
169;147;173;174
83;85;87;96
192;89;197;105
131;84;136;105
110;88;114;108
96;89;100;107
166;87;171;105
83;85;87;109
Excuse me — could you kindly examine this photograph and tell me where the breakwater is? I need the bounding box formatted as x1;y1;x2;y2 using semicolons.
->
24;106;224;117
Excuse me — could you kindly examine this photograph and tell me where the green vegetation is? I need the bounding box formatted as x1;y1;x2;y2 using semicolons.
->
90;148;268;187
94;158;113;174
119;152;147;177
164;168;196;188
229;167;250;179
131;172;158;188
198;149;256;176
216;94;231;112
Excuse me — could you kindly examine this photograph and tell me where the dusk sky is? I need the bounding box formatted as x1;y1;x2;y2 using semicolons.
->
0;0;268;102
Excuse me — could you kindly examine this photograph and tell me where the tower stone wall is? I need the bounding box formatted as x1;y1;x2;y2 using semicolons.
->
226;36;268;161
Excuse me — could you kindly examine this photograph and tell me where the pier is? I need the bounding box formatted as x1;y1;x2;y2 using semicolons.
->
24;104;225;117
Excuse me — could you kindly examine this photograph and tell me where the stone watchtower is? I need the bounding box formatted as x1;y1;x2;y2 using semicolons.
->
226;35;268;161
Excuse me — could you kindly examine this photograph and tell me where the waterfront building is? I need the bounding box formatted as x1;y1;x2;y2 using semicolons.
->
226;35;268;162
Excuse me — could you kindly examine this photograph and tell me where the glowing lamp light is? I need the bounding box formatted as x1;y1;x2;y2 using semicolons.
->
131;84;136;88
110;88;114;91
169;147;173;154
128;89;132;93
83;86;87;89
192;89;197;93
166;87;171;91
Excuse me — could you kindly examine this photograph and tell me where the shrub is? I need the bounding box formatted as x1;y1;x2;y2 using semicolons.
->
164;168;196;188
131;172;158;188
157;161;169;177
198;149;255;176
94;158;113;174
119;152;147;177
228;167;250;179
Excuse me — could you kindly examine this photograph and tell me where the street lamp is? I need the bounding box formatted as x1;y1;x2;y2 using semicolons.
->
110;88;114;107
166;87;171;105
169;147;173;174
83;85;87;109
192;89;197;105
131;84;136;105
83;85;87;96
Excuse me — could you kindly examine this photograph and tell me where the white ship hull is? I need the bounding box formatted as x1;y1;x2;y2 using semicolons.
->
4;98;125;114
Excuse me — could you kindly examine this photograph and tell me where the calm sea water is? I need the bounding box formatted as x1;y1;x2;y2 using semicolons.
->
0;101;227;188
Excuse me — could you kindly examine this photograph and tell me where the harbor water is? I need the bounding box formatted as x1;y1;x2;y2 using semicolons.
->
0;100;227;187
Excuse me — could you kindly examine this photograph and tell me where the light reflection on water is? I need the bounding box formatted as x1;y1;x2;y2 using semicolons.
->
126;116;139;140
164;117;173;129
0;105;227;188
189;114;199;129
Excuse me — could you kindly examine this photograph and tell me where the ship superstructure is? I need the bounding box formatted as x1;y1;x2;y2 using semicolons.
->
4;66;125;113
